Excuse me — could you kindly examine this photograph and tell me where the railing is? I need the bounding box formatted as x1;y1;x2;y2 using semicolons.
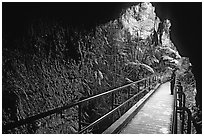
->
171;75;192;134
3;74;159;134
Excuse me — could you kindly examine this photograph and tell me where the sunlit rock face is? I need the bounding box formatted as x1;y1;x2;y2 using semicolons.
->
121;2;158;40
161;19;174;48
119;2;193;75
120;2;186;71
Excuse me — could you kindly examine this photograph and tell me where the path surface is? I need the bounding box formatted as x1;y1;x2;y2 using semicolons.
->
120;82;174;134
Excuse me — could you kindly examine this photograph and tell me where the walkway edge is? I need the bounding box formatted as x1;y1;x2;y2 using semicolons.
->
103;83;162;134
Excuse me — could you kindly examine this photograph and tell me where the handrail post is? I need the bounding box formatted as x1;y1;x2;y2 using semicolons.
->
144;80;146;89
149;77;151;91
181;108;185;134
177;91;185;134
137;82;140;101
78;104;82;132
127;87;130;108
174;87;178;134
186;108;192;134
177;107;192;134
111;92;114;110
172;76;178;134
180;91;188;134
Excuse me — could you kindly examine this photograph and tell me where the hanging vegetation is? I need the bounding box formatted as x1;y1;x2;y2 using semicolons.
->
3;2;198;134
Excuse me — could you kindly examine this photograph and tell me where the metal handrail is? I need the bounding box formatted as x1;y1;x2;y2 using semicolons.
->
171;74;192;134
79;86;151;133
3;74;159;133
172;76;178;134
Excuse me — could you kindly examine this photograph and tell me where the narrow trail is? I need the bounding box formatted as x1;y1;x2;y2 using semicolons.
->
120;82;174;134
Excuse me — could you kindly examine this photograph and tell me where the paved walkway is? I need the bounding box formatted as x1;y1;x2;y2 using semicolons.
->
120;82;174;134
